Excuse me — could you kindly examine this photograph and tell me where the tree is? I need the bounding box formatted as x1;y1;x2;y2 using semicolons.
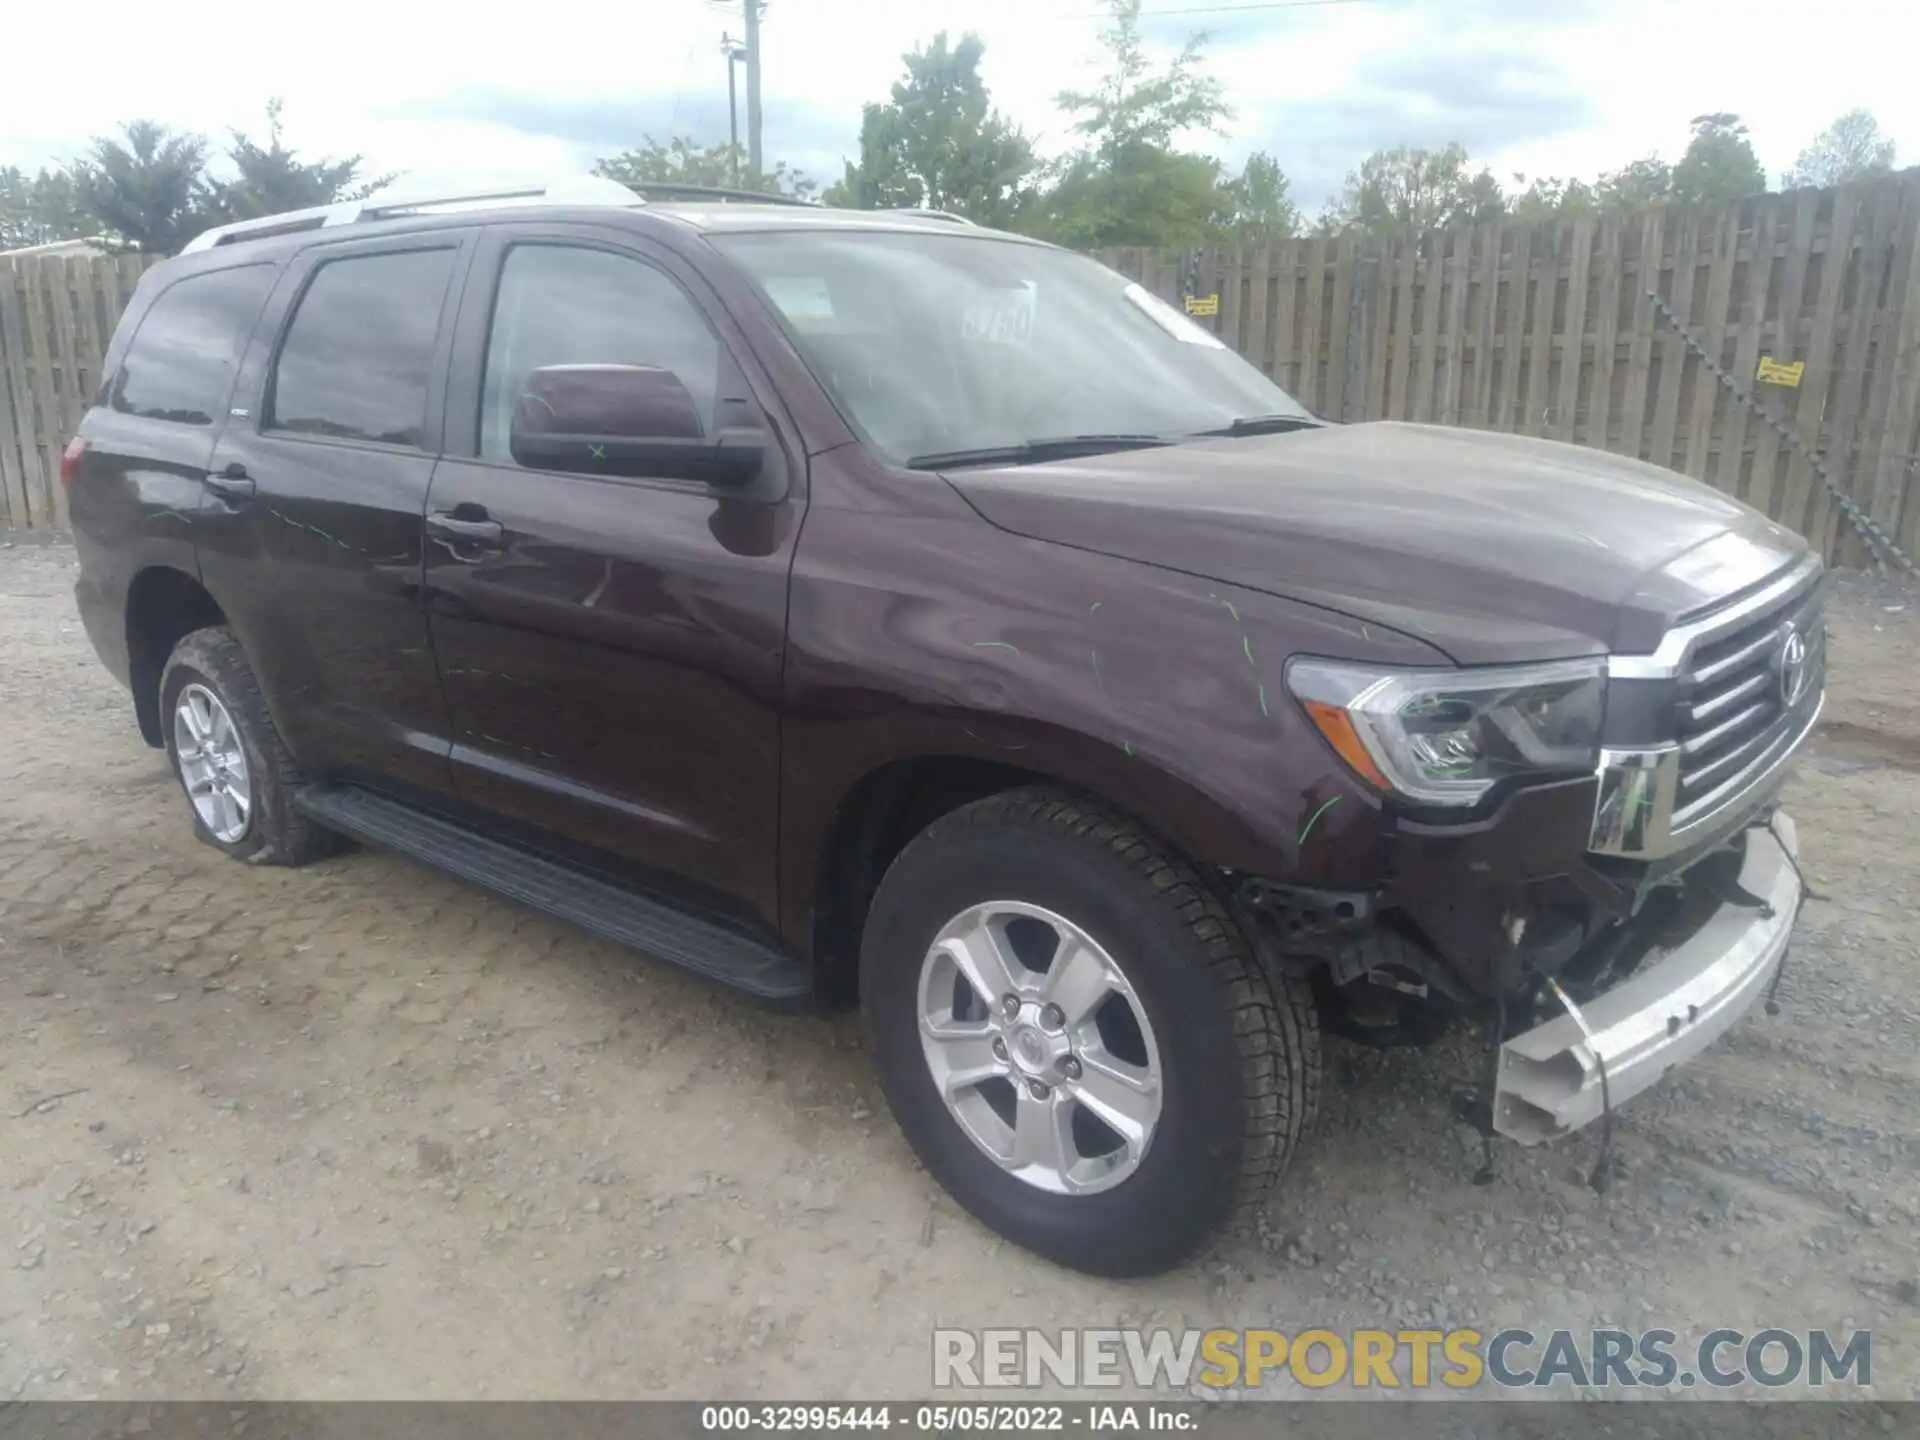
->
1594;155;1674;210
594;136;815;199
1671;113;1766;204
70;121;210;254
1509;174;1598;222
0;167;88;249
1784;108;1897;189
1027;0;1232;247
824;32;1034;227
1215;150;1299;244
198;99;390;226
1323;143;1506;234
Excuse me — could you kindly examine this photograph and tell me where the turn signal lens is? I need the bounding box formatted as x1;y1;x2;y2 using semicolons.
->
1302;698;1392;790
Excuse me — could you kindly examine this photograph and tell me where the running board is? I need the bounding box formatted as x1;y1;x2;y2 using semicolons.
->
293;785;813;1007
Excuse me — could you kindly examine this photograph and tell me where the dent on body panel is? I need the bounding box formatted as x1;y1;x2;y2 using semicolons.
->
784;505;1438;888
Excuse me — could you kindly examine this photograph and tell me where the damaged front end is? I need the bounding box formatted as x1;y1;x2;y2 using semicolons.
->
1234;554;1825;1152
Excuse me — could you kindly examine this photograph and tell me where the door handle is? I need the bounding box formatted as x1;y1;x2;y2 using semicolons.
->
203;463;255;501
427;509;504;544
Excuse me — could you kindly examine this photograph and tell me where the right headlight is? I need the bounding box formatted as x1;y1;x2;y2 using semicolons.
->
1287;657;1607;806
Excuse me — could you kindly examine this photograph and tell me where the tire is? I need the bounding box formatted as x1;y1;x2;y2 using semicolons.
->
861;787;1320;1276
159;626;341;866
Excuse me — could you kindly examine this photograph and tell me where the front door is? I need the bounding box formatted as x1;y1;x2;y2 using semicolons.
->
197;234;473;801
422;226;804;927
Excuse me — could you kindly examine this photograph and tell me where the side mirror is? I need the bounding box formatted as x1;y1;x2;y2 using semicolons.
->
508;364;765;484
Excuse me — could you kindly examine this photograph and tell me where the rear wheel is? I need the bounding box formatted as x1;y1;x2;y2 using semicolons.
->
160;627;341;866
862;788;1319;1276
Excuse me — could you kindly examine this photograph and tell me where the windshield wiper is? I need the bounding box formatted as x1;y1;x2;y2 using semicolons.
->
905;434;1174;471
1190;413;1324;438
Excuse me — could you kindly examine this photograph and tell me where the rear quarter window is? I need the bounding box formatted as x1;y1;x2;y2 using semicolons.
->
108;265;276;425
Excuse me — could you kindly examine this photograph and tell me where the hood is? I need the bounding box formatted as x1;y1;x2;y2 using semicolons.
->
943;421;1809;664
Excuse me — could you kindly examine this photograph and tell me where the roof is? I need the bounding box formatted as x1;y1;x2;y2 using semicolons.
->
174;174;1040;258
645;203;1033;240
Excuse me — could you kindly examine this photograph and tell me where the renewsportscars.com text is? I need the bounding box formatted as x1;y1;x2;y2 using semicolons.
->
933;1326;1872;1391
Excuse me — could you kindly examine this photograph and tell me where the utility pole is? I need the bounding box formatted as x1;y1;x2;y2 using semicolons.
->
721;33;747;186
743;0;764;186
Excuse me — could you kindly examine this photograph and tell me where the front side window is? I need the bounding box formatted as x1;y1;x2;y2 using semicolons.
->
269;248;457;448
111;265;275;425
713;230;1313;465
478;245;721;465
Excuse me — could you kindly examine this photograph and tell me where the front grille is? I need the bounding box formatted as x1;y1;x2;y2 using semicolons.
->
1671;572;1826;827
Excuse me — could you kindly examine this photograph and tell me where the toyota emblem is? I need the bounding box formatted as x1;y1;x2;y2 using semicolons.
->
1777;627;1810;707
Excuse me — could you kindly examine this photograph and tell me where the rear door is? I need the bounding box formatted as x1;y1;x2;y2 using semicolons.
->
422;223;805;926
197;232;474;802
70;261;278;688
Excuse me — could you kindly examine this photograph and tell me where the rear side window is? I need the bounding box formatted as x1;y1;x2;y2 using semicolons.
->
269;248;457;448
110;265;275;425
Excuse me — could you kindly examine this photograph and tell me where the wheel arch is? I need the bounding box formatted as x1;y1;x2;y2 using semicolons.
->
798;742;1265;1008
126;565;227;747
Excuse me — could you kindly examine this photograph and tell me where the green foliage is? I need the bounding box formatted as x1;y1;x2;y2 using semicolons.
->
1509;175;1597;222
1215;151;1299;244
1594;156;1674;209
199;99;392;227
823;32;1034;226
0;167;88;249
1027;0;1234;247
1509;157;1675;221
69;121;210;254
1323;143;1506;235
594;137;816;200
1671;113;1766;204
1784;109;1897;189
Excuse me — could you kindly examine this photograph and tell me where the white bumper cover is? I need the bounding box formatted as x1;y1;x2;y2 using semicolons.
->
1493;813;1799;1145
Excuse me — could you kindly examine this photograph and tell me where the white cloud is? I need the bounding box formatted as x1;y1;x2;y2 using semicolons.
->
4;0;1916;209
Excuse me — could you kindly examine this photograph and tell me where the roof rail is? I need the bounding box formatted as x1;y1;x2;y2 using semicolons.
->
622;182;815;207
179;174;642;254
887;208;978;226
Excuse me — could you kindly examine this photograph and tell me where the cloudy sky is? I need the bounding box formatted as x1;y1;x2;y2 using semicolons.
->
3;0;1912;213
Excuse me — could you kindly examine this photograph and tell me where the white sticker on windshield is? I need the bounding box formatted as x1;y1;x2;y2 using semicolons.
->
961;282;1036;346
1124;282;1226;348
763;276;835;322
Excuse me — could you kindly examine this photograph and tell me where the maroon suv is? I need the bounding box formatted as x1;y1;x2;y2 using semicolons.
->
66;179;1823;1275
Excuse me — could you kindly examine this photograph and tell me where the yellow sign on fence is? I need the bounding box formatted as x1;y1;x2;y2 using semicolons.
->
1183;293;1220;317
1756;356;1805;387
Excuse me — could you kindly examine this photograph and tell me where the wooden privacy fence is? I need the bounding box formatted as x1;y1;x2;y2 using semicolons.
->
1105;172;1920;567
0;253;154;531
6;174;1920;566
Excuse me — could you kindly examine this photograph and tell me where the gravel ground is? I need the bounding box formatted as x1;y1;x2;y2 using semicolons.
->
0;535;1915;1405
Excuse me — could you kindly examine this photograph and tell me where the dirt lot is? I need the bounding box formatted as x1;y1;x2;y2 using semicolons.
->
0;535;1915;1403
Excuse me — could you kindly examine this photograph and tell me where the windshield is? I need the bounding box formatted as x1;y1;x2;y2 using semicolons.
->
712;229;1313;465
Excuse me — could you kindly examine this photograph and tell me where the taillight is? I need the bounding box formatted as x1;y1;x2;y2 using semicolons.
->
59;437;86;487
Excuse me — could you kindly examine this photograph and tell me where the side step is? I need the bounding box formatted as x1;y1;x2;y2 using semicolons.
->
293;785;813;1007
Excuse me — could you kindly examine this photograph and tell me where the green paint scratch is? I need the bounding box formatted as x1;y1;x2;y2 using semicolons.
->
588;442;606;460
1297;795;1343;848
1089;601;1102;614
1258;681;1269;717
971;640;1021;655
1242;635;1256;667
1123;741;1136;758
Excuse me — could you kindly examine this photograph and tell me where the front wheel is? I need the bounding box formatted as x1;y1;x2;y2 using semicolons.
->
862;788;1320;1276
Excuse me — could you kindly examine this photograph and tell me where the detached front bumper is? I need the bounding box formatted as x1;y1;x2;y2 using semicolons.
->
1492;812;1800;1145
